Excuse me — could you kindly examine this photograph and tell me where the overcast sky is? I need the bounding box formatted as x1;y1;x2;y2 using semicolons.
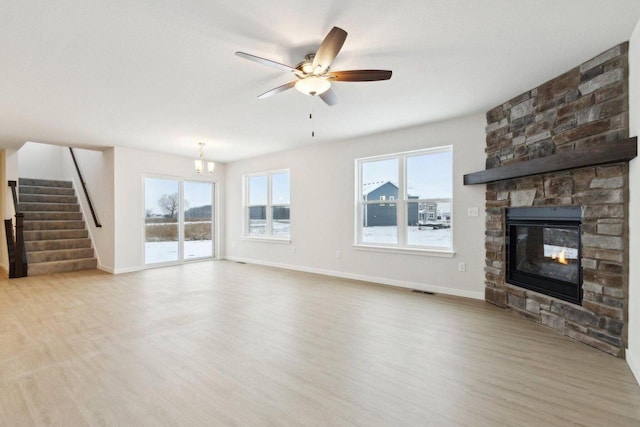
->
362;151;453;199
248;172;290;205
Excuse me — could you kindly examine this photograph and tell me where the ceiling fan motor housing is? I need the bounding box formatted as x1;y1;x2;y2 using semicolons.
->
297;54;323;76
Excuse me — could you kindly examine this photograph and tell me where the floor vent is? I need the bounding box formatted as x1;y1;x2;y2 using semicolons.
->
236;261;246;264
412;289;435;295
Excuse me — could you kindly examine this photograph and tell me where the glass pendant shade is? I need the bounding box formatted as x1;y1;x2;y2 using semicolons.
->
194;159;203;174
295;76;331;96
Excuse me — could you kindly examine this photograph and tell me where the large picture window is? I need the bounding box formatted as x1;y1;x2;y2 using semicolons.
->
356;146;452;251
244;170;290;239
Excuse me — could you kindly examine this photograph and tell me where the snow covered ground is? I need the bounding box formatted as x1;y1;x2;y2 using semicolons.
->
363;226;451;247
247;222;449;246
145;240;213;264
248;220;290;236
146;224;449;264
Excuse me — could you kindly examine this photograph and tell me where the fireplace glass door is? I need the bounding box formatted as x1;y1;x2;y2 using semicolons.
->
506;207;582;304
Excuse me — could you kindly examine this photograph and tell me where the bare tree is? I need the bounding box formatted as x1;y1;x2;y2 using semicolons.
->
158;193;179;218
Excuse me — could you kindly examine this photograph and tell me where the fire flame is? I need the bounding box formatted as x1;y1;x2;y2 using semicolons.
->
551;248;569;265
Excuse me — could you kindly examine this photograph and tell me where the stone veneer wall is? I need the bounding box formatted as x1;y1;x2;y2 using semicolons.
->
483;43;629;357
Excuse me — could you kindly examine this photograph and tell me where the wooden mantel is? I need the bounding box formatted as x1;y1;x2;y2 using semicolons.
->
463;137;637;185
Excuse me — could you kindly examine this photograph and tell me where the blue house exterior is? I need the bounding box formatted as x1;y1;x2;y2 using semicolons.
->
363;181;418;226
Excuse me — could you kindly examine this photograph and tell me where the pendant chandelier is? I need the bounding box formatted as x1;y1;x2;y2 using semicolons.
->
195;142;215;174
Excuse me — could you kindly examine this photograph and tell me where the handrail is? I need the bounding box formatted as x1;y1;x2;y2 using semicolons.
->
68;148;102;228
9;180;18;211
6;181;27;278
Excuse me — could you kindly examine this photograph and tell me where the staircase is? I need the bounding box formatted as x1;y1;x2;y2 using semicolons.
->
18;178;98;275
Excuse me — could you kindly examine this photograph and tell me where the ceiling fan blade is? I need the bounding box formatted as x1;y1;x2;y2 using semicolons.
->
312;27;347;73
319;88;338;106
235;52;299;74
327;70;392;82
257;81;297;99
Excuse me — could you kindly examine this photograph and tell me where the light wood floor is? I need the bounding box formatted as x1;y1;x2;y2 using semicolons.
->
1;261;639;426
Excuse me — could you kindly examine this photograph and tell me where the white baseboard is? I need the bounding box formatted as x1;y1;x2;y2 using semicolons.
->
224;256;484;300
111;257;222;275
98;265;115;274
627;348;640;386
112;265;145;274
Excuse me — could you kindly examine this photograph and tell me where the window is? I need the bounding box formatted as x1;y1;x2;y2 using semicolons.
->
144;177;215;265
244;170;290;239
356;146;452;251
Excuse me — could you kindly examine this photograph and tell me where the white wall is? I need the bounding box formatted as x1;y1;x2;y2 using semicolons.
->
113;147;225;273
69;148;116;272
5;150;19;218
627;18;640;384
224;113;487;299
17;142;70;181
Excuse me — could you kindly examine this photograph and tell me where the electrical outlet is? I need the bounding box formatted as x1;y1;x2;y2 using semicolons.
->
336;250;342;259
458;262;466;272
468;207;479;217
291;246;296;254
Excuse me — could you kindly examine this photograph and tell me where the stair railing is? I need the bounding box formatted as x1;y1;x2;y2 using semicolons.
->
68;148;102;228
4;181;27;278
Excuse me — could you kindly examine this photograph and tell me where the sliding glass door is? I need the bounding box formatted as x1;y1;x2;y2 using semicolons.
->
144;177;215;265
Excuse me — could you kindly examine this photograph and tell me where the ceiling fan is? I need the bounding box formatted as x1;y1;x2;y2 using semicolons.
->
235;27;392;106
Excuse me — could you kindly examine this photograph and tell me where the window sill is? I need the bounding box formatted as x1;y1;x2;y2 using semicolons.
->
242;236;291;244
353;244;455;257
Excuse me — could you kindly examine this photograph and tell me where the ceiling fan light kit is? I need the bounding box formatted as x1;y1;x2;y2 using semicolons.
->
235;26;392;106
298;54;317;75
295;76;331;96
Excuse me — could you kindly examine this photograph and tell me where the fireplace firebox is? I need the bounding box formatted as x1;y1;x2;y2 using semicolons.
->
506;206;582;305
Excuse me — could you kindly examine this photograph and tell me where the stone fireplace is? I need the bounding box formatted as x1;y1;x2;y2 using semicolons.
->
474;43;634;357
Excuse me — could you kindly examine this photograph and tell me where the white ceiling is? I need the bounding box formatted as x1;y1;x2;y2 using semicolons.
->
2;1;640;162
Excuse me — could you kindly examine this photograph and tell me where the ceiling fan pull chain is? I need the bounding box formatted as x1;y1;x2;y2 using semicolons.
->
310;98;316;137
310;112;315;137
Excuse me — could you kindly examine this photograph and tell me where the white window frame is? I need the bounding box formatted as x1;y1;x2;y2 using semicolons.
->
243;169;291;242
354;146;454;257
